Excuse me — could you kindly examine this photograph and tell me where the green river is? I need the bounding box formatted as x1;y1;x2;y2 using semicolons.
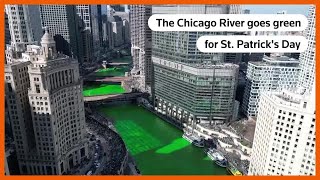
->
99;104;227;175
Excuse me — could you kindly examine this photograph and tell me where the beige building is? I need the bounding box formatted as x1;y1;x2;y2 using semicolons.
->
5;28;88;175
249;87;315;175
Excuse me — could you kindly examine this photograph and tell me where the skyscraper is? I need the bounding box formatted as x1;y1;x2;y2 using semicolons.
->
242;55;301;117
89;5;103;51
249;6;316;175
152;5;240;124
5;28;89;175
5;5;42;52
130;5;153;94
39;5;93;63
5;12;11;46
248;86;315;175
297;6;315;92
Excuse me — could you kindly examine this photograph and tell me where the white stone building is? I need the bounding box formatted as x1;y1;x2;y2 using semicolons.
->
249;86;315;175
5;28;88;175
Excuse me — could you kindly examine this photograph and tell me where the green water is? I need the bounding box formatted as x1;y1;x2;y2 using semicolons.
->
95;66;129;77
99;104;227;175
83;84;125;97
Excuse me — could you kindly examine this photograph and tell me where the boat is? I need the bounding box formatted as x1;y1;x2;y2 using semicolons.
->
192;139;205;148
182;132;204;148
207;148;228;168
226;163;243;176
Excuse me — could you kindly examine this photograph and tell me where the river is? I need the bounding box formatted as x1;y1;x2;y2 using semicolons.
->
99;103;227;175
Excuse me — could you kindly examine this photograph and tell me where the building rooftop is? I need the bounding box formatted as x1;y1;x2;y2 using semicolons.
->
249;54;299;67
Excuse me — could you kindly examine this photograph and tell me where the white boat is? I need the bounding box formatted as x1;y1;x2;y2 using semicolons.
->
207;148;228;167
182;132;204;148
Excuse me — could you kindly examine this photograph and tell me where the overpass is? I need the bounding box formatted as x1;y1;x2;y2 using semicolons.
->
84;76;129;83
84;92;146;103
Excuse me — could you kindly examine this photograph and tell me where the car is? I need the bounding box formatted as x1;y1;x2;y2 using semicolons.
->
86;171;93;175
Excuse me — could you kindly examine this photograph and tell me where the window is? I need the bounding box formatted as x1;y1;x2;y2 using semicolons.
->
35;84;40;93
7;83;13;92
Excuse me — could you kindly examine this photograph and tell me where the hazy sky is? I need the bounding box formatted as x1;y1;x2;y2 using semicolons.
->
243;5;311;16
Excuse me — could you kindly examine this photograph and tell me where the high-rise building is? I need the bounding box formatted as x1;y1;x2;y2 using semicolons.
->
249;5;316;175
5;12;11;45
297;6;315;92
76;5;105;62
89;5;103;51
5;28;89;175
152;5;240;124
242;54;300;117
130;5;153;93
122;19;130;43
5;5;42;52
249;86;315;175
109;16;125;47
39;5;93;63
102;15;114;50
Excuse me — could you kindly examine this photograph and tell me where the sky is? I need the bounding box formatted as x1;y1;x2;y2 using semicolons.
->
243;5;311;16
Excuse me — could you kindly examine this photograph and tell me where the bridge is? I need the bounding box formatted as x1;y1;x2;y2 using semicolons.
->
84;76;129;83
84;92;146;103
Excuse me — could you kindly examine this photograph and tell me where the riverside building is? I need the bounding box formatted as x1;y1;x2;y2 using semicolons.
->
249;6;316;175
5;28;88;175
297;6;315;93
242;54;300;117
130;5;153;94
152;5;240;124
249;86;315;175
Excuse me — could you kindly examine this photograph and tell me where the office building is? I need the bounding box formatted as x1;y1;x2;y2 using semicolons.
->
76;5;102;54
5;12;11;45
242;54;300;117
122;19;130;43
102;15;114;50
110;16;125;47
39;5;93;63
297;6;315;93
89;5;103;51
5;28;89;175
130;5;153;94
249;86;315;175
249;7;316;175
5;5;42;52
152;5;240;124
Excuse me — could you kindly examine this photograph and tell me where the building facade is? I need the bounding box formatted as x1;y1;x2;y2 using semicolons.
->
89;5;103;51
152;5;240;124
130;5;153;94
242;55;300;117
249;87;315;175
5;5;42;52
5;29;89;175
5;12;11;46
297;6;315;93
39;5;92;64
